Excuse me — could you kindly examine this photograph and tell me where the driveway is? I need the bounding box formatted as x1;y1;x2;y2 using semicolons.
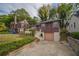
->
8;41;76;56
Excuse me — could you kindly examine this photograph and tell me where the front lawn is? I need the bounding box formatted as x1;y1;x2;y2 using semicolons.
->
0;31;10;34
0;34;34;55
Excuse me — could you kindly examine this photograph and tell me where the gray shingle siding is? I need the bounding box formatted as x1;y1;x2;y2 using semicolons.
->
67;16;79;32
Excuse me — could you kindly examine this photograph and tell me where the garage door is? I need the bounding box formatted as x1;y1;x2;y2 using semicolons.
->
44;33;54;41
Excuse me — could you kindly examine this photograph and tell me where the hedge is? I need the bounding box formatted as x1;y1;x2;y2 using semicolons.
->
0;30;10;34
71;32;79;40
0;36;34;56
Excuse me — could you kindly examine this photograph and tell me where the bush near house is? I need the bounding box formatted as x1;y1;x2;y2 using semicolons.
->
0;22;10;34
0;22;6;31
0;30;10;34
0;36;34;56
71;32;79;40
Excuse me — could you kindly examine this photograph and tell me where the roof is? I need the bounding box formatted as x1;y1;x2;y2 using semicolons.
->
19;20;29;24
35;19;60;26
11;20;29;25
41;20;60;24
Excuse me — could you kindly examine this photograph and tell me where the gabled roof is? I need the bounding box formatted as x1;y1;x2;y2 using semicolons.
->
19;20;29;24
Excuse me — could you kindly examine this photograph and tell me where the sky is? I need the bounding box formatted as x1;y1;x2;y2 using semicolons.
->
0;3;59;17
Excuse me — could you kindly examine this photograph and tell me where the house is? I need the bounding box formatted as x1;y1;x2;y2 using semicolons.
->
10;16;29;33
35;20;60;41
67;4;79;32
67;15;79;32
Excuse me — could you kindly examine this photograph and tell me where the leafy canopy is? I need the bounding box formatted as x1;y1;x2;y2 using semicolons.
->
38;5;49;21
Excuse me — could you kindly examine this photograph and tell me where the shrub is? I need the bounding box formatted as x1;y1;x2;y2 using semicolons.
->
0;36;34;56
0;30;10;34
71;32;79;39
0;22;7;32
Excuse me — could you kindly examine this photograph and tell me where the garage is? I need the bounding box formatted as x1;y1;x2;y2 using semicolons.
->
35;20;60;41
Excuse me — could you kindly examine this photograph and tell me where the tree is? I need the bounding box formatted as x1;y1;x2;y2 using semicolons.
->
27;17;37;27
57;4;72;41
38;5;49;21
38;4;57;21
49;8;57;20
10;8;30;21
0;15;13;27
10;8;38;27
57;3;72;28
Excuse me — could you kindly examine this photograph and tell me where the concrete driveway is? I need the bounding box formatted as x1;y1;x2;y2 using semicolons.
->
8;41;76;56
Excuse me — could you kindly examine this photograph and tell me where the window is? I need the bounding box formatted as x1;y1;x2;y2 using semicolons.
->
74;22;76;28
71;24;72;28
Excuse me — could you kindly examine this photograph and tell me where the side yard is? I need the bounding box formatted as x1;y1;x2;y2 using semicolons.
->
67;32;79;55
0;34;34;56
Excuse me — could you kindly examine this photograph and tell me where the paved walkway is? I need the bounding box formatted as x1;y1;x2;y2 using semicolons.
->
8;41;76;56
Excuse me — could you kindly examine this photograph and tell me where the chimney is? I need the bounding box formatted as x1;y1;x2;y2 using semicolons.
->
14;15;17;24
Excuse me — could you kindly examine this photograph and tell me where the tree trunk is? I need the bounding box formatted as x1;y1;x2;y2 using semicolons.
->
60;19;68;42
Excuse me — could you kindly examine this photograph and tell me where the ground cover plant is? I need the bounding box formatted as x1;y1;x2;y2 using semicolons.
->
0;34;34;55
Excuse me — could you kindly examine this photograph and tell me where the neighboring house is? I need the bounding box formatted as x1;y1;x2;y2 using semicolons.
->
67;3;79;32
10;19;29;33
67;15;79;32
35;20;60;41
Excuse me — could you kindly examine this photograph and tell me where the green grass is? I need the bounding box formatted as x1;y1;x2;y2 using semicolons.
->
0;31;10;34
71;32;79;40
0;34;23;44
0;34;34;56
0;30;10;34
